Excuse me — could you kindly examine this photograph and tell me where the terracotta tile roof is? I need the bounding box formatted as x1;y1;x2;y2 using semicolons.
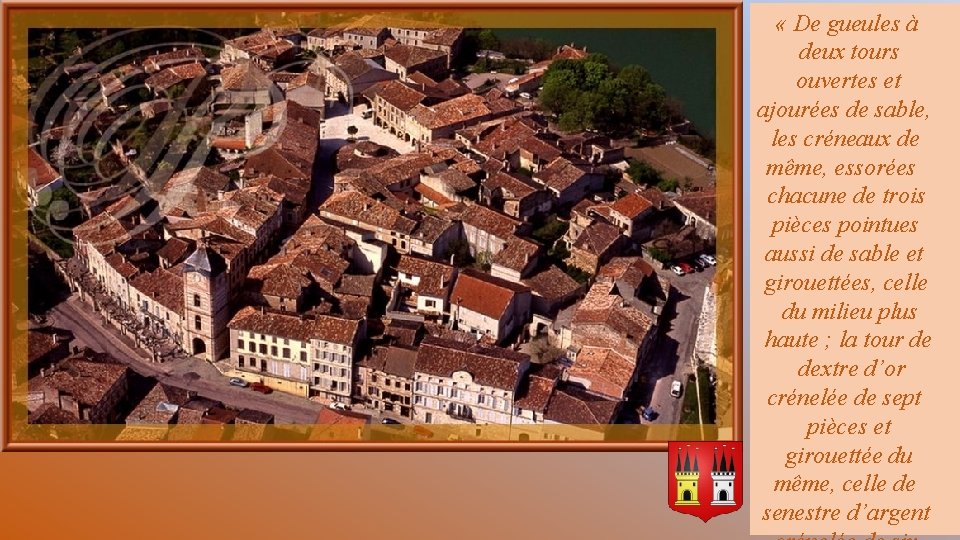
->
457;203;519;239
523;265;581;302
211;137;247;150
567;346;635;399
229;306;360;345
553;44;589;61
144;62;206;92
314;408;370;426
143;47;205;71
30;354;129;409
451;269;529;320
411;214;456;244
336;274;376;297
673;188;716;225
596;256;655;287
29;403;86;424
534;157;591;193
27;148;61;189
366;79;426;112
417;336;528;391
414;182;455;207
396;254;455;297
365;345;418;379
610;192;654;220
408;93;491;130
225;29;295;58
261;99;323;129
406;72;469;99
130;267;185;312
344;26;387;38
572;221;622;255
320;190;417;234
139;99;172;118
514;363;561;412
572;281;655;357
491;236;540;273
544;385;619;424
484;171;540;199
247;174;310;207
333;52;386;81
422;27;463;47
27;328;71;364
383;43;447;68
220;61;275;91
125;382;191;424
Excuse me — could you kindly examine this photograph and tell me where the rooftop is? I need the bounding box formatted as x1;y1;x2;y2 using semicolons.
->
417;336;529;391
450;269;530;320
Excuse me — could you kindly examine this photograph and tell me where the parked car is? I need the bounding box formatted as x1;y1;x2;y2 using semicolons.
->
699;253;717;266
688;258;705;272
228;377;248;388
249;382;273;394
641;406;657;422
670;380;683;398
671;265;685;276
328;401;347;411
519;92;531;99
678;262;694;274
381;418;401;425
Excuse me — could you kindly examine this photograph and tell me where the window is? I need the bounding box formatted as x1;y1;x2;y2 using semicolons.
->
314;363;320;370
194;315;201;330
478;394;486;405
404;383;410;391
425;412;432;423
372;375;377;383
259;344;267;354
272;336;277;344
237;339;244;349
300;351;307;362
238;356;245;367
282;348;290;359
248;342;255;352
271;345;278;356
415;381;424;392
193;294;201;307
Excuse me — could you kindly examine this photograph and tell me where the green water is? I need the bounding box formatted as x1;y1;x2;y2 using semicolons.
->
496;28;716;136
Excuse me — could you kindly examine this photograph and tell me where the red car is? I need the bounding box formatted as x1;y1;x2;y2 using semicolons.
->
677;262;694;274
249;382;273;394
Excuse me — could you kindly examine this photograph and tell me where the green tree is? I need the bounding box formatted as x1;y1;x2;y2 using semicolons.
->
626;160;663;186
477;29;500;51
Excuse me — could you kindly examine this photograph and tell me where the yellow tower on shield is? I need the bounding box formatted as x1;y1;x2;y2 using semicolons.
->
674;449;700;505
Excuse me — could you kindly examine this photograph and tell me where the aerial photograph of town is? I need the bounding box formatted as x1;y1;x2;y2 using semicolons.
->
15;16;729;443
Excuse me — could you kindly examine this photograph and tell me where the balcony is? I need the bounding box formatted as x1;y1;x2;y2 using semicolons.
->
446;403;475;423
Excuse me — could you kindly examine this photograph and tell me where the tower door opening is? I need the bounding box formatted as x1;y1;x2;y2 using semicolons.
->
682;490;691;502
717;490;728;502
192;338;207;356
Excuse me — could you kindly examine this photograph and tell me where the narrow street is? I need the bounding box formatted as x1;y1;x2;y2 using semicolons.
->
47;295;324;424
625;265;715;425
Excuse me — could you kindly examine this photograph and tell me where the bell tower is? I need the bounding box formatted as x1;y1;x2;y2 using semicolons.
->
182;240;230;361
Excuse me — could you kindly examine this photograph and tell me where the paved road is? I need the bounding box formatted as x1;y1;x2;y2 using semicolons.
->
47;295;324;423
626;265;715;425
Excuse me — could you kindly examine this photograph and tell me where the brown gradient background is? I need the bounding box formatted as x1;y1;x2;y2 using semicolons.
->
0;2;751;539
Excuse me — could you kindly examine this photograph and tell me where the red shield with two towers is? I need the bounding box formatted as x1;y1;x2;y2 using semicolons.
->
667;442;743;522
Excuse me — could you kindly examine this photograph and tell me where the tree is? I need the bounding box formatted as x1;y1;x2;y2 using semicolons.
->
657;178;680;193
346;125;358;141
626;160;663;186
477;29;500;51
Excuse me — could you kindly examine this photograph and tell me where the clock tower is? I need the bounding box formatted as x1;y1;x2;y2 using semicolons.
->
182;240;230;362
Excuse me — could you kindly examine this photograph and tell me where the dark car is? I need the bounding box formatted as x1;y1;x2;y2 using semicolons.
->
249;382;273;394
641;406;657;422
381;418;401;425
687;258;705;272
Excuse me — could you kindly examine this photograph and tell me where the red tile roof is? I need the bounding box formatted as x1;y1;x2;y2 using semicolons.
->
610;192;654;220
416;336;528;391
451;269;529;320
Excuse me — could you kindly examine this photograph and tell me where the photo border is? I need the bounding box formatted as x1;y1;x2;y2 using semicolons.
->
1;0;742;451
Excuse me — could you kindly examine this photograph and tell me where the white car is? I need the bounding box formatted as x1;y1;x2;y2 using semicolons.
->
328;402;348;411
699;254;717;266
670;380;683;398
671;265;685;276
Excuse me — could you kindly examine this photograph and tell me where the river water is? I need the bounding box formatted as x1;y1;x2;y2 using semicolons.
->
496;28;716;136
